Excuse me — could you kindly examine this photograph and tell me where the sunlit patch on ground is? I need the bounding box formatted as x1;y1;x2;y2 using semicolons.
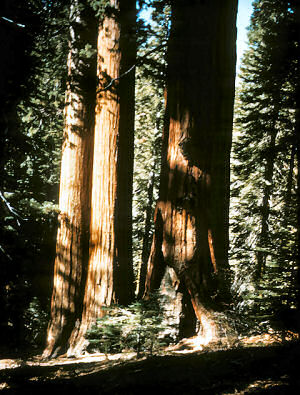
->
223;377;290;394
167;330;300;354
167;335;211;353
0;382;11;390
14;351;136;368
0;351;138;386
167;334;236;354
0;359;23;370
240;330;299;346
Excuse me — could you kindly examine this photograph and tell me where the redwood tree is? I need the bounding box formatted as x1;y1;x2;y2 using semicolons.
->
144;0;237;343
43;1;97;358
68;0;136;355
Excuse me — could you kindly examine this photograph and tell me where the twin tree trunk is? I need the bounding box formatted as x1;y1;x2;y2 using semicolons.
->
43;2;97;358
144;0;237;343
44;0;136;357
68;0;136;355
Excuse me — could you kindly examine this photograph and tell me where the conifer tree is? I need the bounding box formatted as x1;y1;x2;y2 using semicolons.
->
230;0;299;317
290;0;300;313
134;2;169;298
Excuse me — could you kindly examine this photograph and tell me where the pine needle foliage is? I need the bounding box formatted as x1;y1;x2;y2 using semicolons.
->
133;2;170;292
0;0;70;351
230;0;298;323
86;293;175;357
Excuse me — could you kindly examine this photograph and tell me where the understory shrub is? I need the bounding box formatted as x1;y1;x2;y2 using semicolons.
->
85;293;176;357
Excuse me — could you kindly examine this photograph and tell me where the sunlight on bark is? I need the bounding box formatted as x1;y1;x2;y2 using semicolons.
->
43;5;95;354
160;203;197;265
208;229;217;273
67;1;137;354
86;9;120;309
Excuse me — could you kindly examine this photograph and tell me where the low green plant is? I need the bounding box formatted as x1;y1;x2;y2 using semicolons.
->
85;293;174;357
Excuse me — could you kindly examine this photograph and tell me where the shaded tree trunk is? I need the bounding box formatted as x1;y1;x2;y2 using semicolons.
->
68;0;136;355
137;169;155;298
284;146;296;220
255;130;277;279
277;145;296;274
43;1;97;358
144;0;237;343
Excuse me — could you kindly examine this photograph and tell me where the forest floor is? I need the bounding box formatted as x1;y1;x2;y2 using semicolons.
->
0;333;300;394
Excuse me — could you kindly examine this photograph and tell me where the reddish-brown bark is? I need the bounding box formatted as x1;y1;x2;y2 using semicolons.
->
43;1;97;358
68;0;136;355
145;0;237;343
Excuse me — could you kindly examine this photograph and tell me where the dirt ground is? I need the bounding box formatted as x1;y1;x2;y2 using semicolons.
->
1;335;300;394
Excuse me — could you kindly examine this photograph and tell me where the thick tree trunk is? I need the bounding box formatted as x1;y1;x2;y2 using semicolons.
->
144;0;237;344
43;1;97;358
68;0;136;355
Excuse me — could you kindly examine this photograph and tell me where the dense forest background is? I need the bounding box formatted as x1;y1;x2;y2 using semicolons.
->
0;0;299;357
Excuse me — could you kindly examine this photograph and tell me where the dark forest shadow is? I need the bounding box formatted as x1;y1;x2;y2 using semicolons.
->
1;341;300;394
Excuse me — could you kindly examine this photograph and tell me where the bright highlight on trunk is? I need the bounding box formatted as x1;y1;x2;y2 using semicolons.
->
144;0;238;344
43;1;97;358
68;0;136;355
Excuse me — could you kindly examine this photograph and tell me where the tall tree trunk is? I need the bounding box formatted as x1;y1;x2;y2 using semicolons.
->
255;130;277;279
144;0;237;344
275;144;296;272
43;1;97;358
68;0;136;355
137;169;155;298
137;110;164;299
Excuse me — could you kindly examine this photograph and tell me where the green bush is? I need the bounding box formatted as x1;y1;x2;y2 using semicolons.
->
85;294;175;357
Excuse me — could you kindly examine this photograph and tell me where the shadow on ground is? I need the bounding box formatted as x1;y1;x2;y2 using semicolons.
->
1;341;300;394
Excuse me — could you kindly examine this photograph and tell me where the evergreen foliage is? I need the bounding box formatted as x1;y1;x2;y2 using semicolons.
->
85;293;175;357
230;0;299;323
133;2;170;293
0;0;70;351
